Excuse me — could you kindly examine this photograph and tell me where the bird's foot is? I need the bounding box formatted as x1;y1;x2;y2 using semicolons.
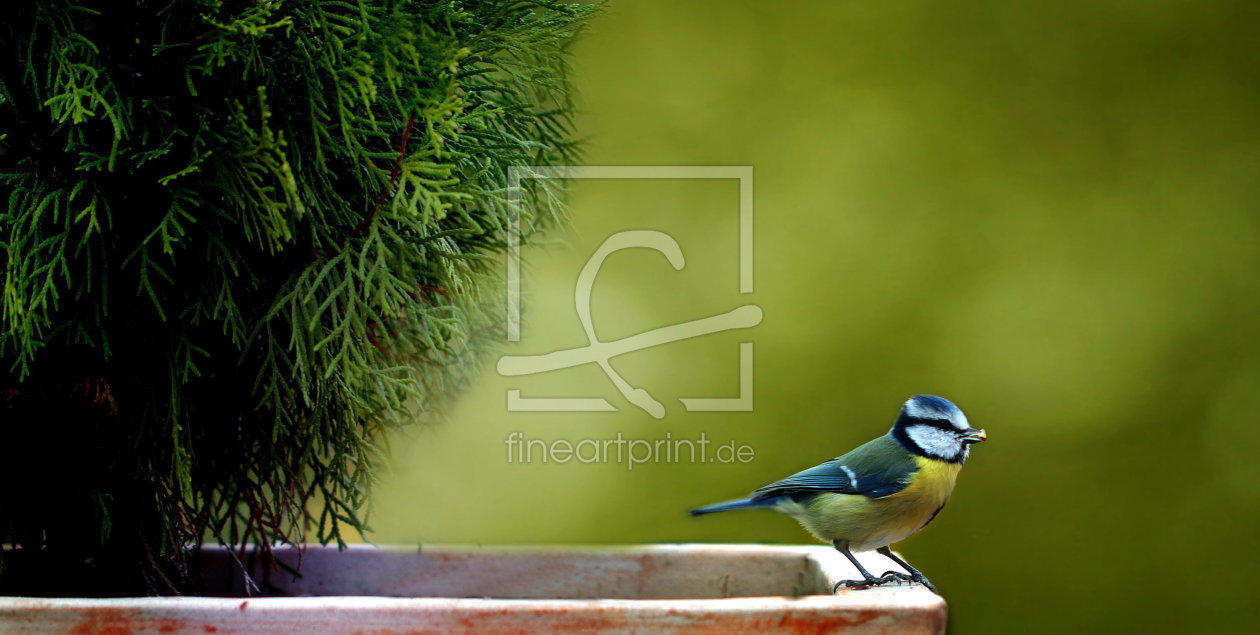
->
865;571;938;593
882;571;937;593
832;573;903;593
913;574;937;593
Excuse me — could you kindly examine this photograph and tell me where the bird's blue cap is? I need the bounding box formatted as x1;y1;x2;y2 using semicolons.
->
897;395;969;427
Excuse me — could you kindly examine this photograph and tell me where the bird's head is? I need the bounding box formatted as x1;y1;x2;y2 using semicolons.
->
890;395;987;464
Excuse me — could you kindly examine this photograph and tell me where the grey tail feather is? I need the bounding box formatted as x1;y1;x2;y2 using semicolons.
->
689;497;779;516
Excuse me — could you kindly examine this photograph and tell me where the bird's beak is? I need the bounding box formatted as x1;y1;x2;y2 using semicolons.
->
962;428;987;444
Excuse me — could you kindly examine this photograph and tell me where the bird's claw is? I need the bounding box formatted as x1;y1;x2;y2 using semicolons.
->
891;571;937;593
834;572;938;594
832;573;904;593
912;574;938;593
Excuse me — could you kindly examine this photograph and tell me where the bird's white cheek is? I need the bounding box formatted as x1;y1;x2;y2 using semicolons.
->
905;425;961;460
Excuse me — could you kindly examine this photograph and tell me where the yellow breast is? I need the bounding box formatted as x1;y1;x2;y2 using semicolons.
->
790;456;962;551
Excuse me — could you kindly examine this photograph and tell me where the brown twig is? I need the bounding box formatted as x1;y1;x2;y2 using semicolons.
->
345;114;418;243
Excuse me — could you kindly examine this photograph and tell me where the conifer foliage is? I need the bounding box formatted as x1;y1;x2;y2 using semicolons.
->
0;0;594;594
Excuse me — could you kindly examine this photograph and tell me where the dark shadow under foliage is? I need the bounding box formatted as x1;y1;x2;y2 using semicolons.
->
0;0;595;595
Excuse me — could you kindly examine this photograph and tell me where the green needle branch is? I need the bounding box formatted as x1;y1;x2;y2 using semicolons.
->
0;0;597;596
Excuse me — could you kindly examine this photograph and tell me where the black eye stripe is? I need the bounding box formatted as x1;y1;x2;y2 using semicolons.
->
918;419;958;433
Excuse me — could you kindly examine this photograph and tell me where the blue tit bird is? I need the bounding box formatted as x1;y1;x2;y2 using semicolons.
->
690;395;986;593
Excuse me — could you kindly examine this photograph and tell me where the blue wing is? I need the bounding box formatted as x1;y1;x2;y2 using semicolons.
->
751;435;917;500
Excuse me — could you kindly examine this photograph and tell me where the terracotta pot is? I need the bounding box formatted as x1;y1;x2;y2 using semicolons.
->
0;544;945;633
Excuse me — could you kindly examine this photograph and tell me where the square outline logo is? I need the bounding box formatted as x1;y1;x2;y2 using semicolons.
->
499;166;757;418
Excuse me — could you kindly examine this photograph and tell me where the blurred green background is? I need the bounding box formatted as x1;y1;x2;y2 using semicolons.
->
372;1;1260;631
